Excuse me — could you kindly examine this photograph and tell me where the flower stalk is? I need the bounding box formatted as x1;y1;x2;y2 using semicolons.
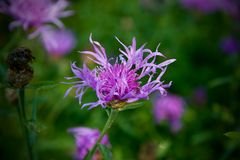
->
7;47;36;159
85;108;119;160
18;87;36;160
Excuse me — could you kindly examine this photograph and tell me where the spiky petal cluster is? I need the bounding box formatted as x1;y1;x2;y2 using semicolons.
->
0;0;73;30
68;127;110;160
153;94;185;132
65;35;175;109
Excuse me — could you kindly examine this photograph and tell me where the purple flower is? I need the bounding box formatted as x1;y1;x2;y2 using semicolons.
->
68;127;110;160
219;0;240;18
180;0;239;15
220;36;240;55
180;0;219;13
39;26;76;57
0;0;73;30
64;35;175;109
153;94;185;132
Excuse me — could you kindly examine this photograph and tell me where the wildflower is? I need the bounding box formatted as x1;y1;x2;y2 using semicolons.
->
40;26;76;57
220;36;240;55
0;0;73;30
64;35;175;109
153;94;185;132
68;127;110;160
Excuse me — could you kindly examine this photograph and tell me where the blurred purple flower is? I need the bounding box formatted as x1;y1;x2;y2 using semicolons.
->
68;127;110;160
219;1;240;18
180;0;219;13
64;35;175;109
153;94;185;132
0;0;73;30
220;36;240;55
180;0;240;16
40;26;76;57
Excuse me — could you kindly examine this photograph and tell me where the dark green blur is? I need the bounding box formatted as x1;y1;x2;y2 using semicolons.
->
0;0;239;159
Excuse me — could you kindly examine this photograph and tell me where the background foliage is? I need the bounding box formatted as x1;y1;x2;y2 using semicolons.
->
0;0;239;159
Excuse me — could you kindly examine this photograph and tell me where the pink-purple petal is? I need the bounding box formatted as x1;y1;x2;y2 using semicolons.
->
65;35;175;109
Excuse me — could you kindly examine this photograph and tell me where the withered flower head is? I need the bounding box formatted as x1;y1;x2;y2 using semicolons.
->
7;47;35;88
7;47;35;70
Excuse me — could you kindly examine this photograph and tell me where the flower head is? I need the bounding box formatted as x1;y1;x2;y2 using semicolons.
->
68;127;110;160
0;0;73;30
65;35;175;109
40;26;76;57
153;94;185;132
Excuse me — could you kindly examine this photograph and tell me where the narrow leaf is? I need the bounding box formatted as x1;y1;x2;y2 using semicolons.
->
98;143;111;160
26;81;58;90
208;77;232;88
224;131;240;141
118;101;144;111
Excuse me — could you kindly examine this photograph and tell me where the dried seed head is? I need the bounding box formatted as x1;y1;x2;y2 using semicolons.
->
7;47;35;88
6;47;35;70
8;67;33;88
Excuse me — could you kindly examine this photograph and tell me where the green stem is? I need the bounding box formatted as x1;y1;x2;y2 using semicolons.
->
19;88;26;119
17;97;24;131
18;88;35;160
85;109;119;160
30;91;38;160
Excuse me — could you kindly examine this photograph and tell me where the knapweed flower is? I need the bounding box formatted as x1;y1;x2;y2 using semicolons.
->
220;36;240;55
40;26;76;57
68;127;110;160
153;94;185;132
64;35;175;109
0;0;73;30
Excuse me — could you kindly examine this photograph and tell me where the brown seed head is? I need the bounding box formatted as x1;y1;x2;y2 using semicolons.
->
6;47;35;71
7;47;35;88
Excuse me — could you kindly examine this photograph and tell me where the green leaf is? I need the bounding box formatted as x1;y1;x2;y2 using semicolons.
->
26;81;58;90
118;101;144;111
105;108;111;117
25;120;46;133
224;131;240;141
98;143;112;160
208;76;232;88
